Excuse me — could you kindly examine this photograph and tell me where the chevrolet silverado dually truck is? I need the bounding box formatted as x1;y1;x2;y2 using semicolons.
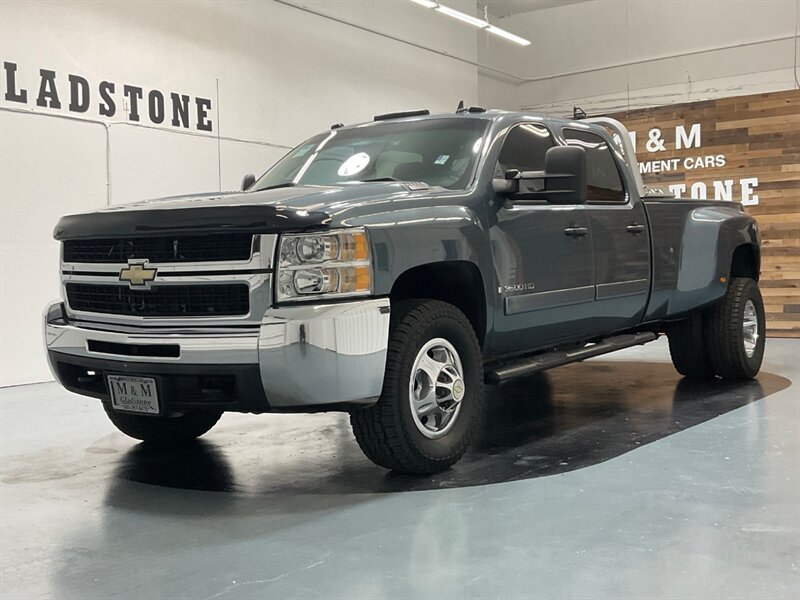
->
44;108;765;474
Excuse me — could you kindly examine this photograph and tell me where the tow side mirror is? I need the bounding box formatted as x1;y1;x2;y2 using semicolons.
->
241;173;256;191
492;146;586;205
543;145;586;204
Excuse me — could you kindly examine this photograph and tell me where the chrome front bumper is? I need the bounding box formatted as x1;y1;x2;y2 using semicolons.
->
44;298;390;410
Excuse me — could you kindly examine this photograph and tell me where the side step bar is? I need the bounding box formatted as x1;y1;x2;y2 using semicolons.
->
485;332;658;384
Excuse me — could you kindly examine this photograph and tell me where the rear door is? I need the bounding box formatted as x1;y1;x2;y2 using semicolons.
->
489;122;595;355
562;128;651;334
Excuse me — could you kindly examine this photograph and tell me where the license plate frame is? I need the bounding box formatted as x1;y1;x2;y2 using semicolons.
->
107;374;161;415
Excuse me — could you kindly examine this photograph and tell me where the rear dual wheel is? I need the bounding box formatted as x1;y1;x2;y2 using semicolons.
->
705;277;765;379
667;277;765;380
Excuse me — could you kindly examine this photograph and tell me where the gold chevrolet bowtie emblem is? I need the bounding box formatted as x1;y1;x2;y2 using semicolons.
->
119;261;157;287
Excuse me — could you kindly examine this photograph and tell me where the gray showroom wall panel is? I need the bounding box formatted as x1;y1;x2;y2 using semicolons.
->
0;111;107;386
517;39;798;115
206;1;481;143
108;130;291;204
478;0;799;114
219;140;290;192
108;126;220;206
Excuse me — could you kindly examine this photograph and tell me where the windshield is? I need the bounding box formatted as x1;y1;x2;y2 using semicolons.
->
253;118;488;191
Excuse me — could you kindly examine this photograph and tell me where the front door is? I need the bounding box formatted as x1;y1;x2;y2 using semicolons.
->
489;122;596;356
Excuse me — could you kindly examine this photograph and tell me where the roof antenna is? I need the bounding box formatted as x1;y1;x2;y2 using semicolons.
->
573;106;587;120
456;100;465;113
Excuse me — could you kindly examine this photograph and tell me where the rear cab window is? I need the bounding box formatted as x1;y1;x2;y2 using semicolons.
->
563;128;627;203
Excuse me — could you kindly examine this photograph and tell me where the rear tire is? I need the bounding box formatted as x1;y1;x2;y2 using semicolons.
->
103;405;222;445
667;311;715;379
350;299;484;475
705;277;765;380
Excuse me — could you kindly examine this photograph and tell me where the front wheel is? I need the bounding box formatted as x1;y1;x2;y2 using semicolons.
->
705;277;766;380
103;404;222;445
350;299;484;475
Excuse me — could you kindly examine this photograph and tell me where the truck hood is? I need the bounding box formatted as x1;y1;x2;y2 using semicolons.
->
53;182;421;240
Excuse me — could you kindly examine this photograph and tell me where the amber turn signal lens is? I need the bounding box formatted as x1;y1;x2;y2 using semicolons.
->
354;233;369;261
354;265;370;291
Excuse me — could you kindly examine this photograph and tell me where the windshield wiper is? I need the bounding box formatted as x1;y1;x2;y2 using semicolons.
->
358;177;400;183
253;182;296;192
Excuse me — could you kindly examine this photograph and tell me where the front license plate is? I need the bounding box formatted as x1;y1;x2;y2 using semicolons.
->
107;375;160;414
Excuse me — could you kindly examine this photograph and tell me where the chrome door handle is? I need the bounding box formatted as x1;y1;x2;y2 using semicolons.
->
626;223;645;234
564;226;588;238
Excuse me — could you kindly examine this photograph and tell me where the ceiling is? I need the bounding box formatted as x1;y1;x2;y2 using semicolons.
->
482;0;592;18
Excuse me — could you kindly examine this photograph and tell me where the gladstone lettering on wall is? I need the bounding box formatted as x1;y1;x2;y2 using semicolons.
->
2;61;213;132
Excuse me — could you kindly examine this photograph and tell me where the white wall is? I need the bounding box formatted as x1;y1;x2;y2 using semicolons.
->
0;0;478;386
479;0;800;114
477;30;521;110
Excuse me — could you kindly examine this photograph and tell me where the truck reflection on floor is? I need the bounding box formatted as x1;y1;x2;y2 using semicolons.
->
107;361;789;497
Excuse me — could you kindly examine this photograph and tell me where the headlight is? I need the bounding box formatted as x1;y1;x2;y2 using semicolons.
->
276;228;372;302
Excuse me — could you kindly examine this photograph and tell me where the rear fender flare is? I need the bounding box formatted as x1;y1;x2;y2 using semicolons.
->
671;206;759;315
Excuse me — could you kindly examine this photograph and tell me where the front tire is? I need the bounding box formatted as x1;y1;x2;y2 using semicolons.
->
350;299;484;475
103;404;222;445
705;277;765;380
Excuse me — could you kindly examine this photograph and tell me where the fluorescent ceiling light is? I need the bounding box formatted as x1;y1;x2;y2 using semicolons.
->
409;1;531;46
485;25;531;46
435;5;488;28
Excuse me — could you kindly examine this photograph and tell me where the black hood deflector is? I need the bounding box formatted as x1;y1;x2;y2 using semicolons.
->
53;204;332;240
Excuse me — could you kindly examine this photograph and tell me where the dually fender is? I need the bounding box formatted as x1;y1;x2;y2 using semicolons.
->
663;204;760;317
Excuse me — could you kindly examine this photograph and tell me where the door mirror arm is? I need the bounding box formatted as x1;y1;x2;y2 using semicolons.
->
491;169;521;194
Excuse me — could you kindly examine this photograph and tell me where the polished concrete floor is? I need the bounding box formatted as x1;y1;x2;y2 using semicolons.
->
1;337;798;599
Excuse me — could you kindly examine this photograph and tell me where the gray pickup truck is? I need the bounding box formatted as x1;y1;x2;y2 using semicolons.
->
44;108;764;474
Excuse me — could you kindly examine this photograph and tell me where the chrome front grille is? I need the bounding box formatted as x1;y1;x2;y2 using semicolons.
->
60;234;276;327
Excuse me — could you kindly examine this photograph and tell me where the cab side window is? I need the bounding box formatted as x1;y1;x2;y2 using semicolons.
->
563;129;626;202
496;123;555;178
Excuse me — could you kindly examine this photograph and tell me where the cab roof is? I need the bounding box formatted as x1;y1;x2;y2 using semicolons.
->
335;109;597;135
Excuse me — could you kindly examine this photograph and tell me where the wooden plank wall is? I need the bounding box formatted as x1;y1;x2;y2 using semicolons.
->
609;90;800;338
